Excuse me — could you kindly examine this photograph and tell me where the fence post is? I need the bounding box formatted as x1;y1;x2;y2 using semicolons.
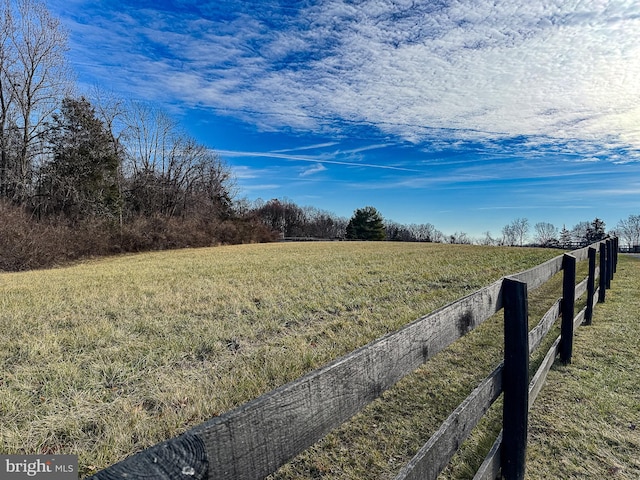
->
502;278;529;480
585;248;597;326
599;242;607;303
613;237;618;273
606;239;614;286
560;254;576;365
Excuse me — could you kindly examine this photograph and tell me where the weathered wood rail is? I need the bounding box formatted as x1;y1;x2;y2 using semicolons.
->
89;238;619;480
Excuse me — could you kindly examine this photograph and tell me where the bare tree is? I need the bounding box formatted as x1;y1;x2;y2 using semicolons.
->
117;101;235;220
385;221;414;242
122;102;181;215
571;221;591;246
122;101;176;177
171;138;234;218
513;218;529;246
448;231;471;244
0;5;16;198
408;223;442;242
503;218;529;246
91;88;127;160
534;222;558;247
616;214;640;248
0;0;70;203
302;205;346;238
480;231;496;246
501;224;516;246
253;198;306;237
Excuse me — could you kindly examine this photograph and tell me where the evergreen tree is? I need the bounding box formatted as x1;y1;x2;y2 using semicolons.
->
39;96;121;220
586;217;606;243
346;206;386;240
559;225;572;248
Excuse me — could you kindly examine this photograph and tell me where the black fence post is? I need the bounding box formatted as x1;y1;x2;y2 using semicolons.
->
585;248;597;326
607;239;612;285
560;254;576;365
599;242;607;303
502;278;529;480
613;237;618;273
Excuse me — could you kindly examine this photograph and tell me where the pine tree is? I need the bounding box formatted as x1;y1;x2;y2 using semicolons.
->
559;225;572;248
586;217;606;243
39;96;121;220
345;206;386;240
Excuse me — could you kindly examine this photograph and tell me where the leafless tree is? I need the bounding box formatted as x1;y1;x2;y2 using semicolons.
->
122;101;176;177
534;222;558;247
501;224;517;246
480;230;496;246
0;6;16;198
448;231;471;244
0;0;70;202
408;223;442;242
302;205;346;238
571;221;591;246
252;198;306;237
503;218;529;246
122;102;233;219
615;214;640;248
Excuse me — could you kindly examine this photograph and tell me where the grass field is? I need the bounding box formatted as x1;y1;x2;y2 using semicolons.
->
0;242;632;478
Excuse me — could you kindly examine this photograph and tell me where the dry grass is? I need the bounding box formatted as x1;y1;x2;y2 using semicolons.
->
0;242;562;477
526;254;640;479
271;246;578;480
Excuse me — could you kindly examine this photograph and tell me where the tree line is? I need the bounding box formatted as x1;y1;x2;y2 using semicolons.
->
498;217;608;248
248;200;443;243
248;202;640;250
497;216;640;249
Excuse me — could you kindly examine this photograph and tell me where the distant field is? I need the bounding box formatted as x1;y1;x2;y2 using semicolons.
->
0;242;561;478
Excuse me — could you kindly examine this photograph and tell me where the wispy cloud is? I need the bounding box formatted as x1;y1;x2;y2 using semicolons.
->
54;0;640;160
300;163;327;177
272;142;339;153
216;148;421;171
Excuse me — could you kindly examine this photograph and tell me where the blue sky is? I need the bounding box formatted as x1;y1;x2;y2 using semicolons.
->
47;0;640;239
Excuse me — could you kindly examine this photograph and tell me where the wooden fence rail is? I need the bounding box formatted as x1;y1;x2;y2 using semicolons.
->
90;238;618;480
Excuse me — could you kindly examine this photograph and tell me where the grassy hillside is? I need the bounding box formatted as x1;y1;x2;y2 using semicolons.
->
0;242;564;477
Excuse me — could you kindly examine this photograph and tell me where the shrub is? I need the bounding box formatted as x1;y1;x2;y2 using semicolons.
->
0;201;278;271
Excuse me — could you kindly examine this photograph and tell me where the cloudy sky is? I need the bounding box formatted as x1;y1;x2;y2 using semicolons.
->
48;0;640;239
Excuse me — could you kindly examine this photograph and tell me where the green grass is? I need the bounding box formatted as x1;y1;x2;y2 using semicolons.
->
0;242;572;477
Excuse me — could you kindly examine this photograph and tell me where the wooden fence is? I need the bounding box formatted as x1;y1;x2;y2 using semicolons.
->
89;237;619;480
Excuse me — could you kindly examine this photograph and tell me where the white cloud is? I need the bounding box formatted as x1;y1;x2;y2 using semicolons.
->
216;147;419;171
272;142;339;153
300;163;327;177
55;0;640;157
